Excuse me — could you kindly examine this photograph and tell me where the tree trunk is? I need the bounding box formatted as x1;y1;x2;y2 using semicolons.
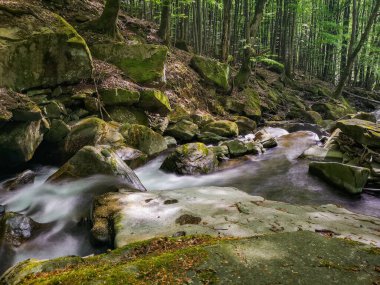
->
334;0;380;98
91;0;121;38
158;0;171;45
220;0;232;62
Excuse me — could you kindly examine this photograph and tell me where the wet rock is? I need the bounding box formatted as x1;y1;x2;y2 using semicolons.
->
138;89;171;115
91;186;380;248
47;145;146;191
309;162;370;194
112;145;148;169
311;102;352;120
90;43;168;84
99;88;140;106
190;55;229;90
0;120;46;168
64;117;124;157
2;170;36;191
197;132;228;144
1;212;39;247
351;112;377;123
232;116;257;135
120;124;167;156
254;129;278;149
165;120;199;141
0;2;92;91
161;143;218;175
245;141;264;154
268;121;327;138
302;146;343;162
221;140;248;157
225;88;261;120
202;120;238;138
336;119;380;148
0;205;4;215
164;136;177;147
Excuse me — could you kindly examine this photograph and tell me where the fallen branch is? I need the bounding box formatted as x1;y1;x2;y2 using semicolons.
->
343;90;380;105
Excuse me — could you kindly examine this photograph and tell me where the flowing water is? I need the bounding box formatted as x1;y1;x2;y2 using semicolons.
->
0;127;379;274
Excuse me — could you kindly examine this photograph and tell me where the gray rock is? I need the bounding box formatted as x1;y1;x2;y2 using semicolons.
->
2;170;36;191
165;120;199;141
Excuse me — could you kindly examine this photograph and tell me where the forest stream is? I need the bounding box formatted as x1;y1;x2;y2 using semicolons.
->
1;123;379;275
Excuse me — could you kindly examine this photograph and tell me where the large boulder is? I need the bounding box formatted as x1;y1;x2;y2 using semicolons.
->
138;89;171;115
0;120;45;168
311;101;353;120
309;162;370;194
107;106;148;125
336;119;380;148
0;3;92;91
221;140;248;157
64;118;124;157
90;43;168;84
232;116;257;135
190;55;229;90
225;88;262;120
202;120;238;138
90;186;380;248
2;170;36;191
165;120;199;141
47;145;146;191
161;143;218;175
120;124;167;156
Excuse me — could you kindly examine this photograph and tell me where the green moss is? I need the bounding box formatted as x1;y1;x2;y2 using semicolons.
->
99;88;140;106
257;57;284;73
202;120;239;138
190;55;230;90
138;89;171;115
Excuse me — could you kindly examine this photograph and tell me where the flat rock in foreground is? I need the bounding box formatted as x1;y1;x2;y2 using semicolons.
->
1;232;379;285
92;186;380;248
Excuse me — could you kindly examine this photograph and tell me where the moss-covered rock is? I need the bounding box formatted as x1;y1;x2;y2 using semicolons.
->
90;43;168;84
47;145;146;191
120;124;167;156
161;143;218;175
138;89;171;115
351;112;377;123
197;132;228;144
0;3;92;91
165;120;199;142
64;117;124;157
0;120;45;168
311;101;353;120
43;100;67;119
99;88;140;106
309;162;370;194
336;119;380;148
202;120;238;138
190;55;230;90
107;106;148;126
208;145;229;159
112;145;148;169
233;116;257;135
225;88;262;120
3;231;380;285
221;140;248;157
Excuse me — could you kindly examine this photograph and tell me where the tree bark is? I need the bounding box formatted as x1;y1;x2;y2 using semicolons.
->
87;0;121;39
220;0;232;62
158;0;171;45
334;0;380;98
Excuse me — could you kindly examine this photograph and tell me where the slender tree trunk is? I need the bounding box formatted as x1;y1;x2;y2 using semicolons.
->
158;0;171;45
334;0;380;97
220;0;232;62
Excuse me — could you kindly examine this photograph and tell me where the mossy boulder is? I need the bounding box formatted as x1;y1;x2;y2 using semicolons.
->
233;116;257;135
138;89;171;115
221;140;248;157
120;124;167;156
90;43;168;84
336;119;380;148
0;120;45;168
161;143;218;175
351;112;377;123
190;55;230;90
311;101;353;120
309;162;370;194
64;117;124;157
197;132;228;144
0;3;92;91
112;145;148;169
165;120;199;142
107;106;148;126
99;88;140;106
0;88;42;122
47;145;146;191
202;120;238;138
43;100;66;119
225;88;262;120
3;231;380;285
